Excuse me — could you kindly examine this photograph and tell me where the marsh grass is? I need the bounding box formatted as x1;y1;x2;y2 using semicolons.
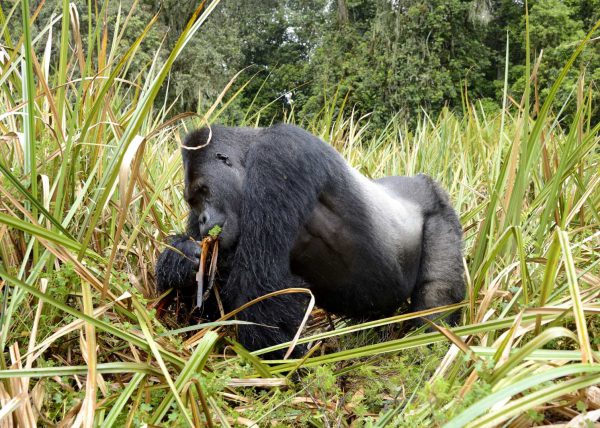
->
0;1;598;426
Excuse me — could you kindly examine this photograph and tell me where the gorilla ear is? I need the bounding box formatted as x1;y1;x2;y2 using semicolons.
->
182;127;212;151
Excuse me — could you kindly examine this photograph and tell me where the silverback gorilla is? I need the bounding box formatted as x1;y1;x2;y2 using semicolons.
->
156;124;464;355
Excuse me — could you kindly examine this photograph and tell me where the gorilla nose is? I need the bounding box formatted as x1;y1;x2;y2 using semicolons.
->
199;212;210;226
198;212;216;237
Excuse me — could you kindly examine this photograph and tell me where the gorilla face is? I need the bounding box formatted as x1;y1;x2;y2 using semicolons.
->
182;146;245;250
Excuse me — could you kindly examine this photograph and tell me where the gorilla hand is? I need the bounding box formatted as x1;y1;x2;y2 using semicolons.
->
177;239;202;267
155;236;201;295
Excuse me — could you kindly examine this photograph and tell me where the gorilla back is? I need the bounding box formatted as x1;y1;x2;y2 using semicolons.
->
156;124;464;355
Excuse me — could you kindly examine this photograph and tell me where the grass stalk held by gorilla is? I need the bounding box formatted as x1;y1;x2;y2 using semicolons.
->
195;232;219;311
156;124;465;357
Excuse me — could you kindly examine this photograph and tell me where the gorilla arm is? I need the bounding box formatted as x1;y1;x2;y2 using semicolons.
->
222;127;338;355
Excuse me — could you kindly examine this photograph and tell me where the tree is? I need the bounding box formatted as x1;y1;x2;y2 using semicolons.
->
303;0;492;125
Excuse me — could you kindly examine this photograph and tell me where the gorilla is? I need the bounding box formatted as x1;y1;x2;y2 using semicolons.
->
156;124;464;356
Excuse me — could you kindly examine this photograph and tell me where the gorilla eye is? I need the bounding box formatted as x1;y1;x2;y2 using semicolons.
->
198;185;209;196
216;152;232;166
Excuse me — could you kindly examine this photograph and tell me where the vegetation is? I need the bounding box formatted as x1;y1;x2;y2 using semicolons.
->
5;0;600;125
0;0;598;426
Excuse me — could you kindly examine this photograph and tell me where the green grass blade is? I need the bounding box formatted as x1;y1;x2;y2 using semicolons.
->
20;0;38;262
0;212;98;260
0;162;73;237
150;331;219;424
0;363;159;378
136;308;194;427
466;373;600;427
558;229;593;363
444;364;600;428
101;372;146;428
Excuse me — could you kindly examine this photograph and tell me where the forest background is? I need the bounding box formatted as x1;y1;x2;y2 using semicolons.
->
8;0;600;127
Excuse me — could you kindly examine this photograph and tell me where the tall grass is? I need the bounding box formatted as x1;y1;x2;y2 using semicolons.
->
0;1;598;426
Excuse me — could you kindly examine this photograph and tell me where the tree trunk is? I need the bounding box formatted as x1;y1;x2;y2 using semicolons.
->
337;0;349;25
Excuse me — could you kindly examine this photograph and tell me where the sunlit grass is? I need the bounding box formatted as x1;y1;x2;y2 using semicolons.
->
0;1;598;426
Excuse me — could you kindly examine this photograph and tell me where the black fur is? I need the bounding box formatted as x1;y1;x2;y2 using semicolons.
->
156;124;465;356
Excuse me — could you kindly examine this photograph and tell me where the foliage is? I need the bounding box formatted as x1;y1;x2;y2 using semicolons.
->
9;0;598;124
208;224;222;238
304;0;493;126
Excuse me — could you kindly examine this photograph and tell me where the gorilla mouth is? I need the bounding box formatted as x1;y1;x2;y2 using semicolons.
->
200;221;225;240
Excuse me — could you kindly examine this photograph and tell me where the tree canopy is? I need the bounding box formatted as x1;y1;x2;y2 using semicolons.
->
9;0;600;125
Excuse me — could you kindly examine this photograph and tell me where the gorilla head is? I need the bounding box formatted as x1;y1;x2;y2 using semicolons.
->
180;127;252;250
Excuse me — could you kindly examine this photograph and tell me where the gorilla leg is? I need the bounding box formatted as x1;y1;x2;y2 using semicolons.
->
410;210;465;326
